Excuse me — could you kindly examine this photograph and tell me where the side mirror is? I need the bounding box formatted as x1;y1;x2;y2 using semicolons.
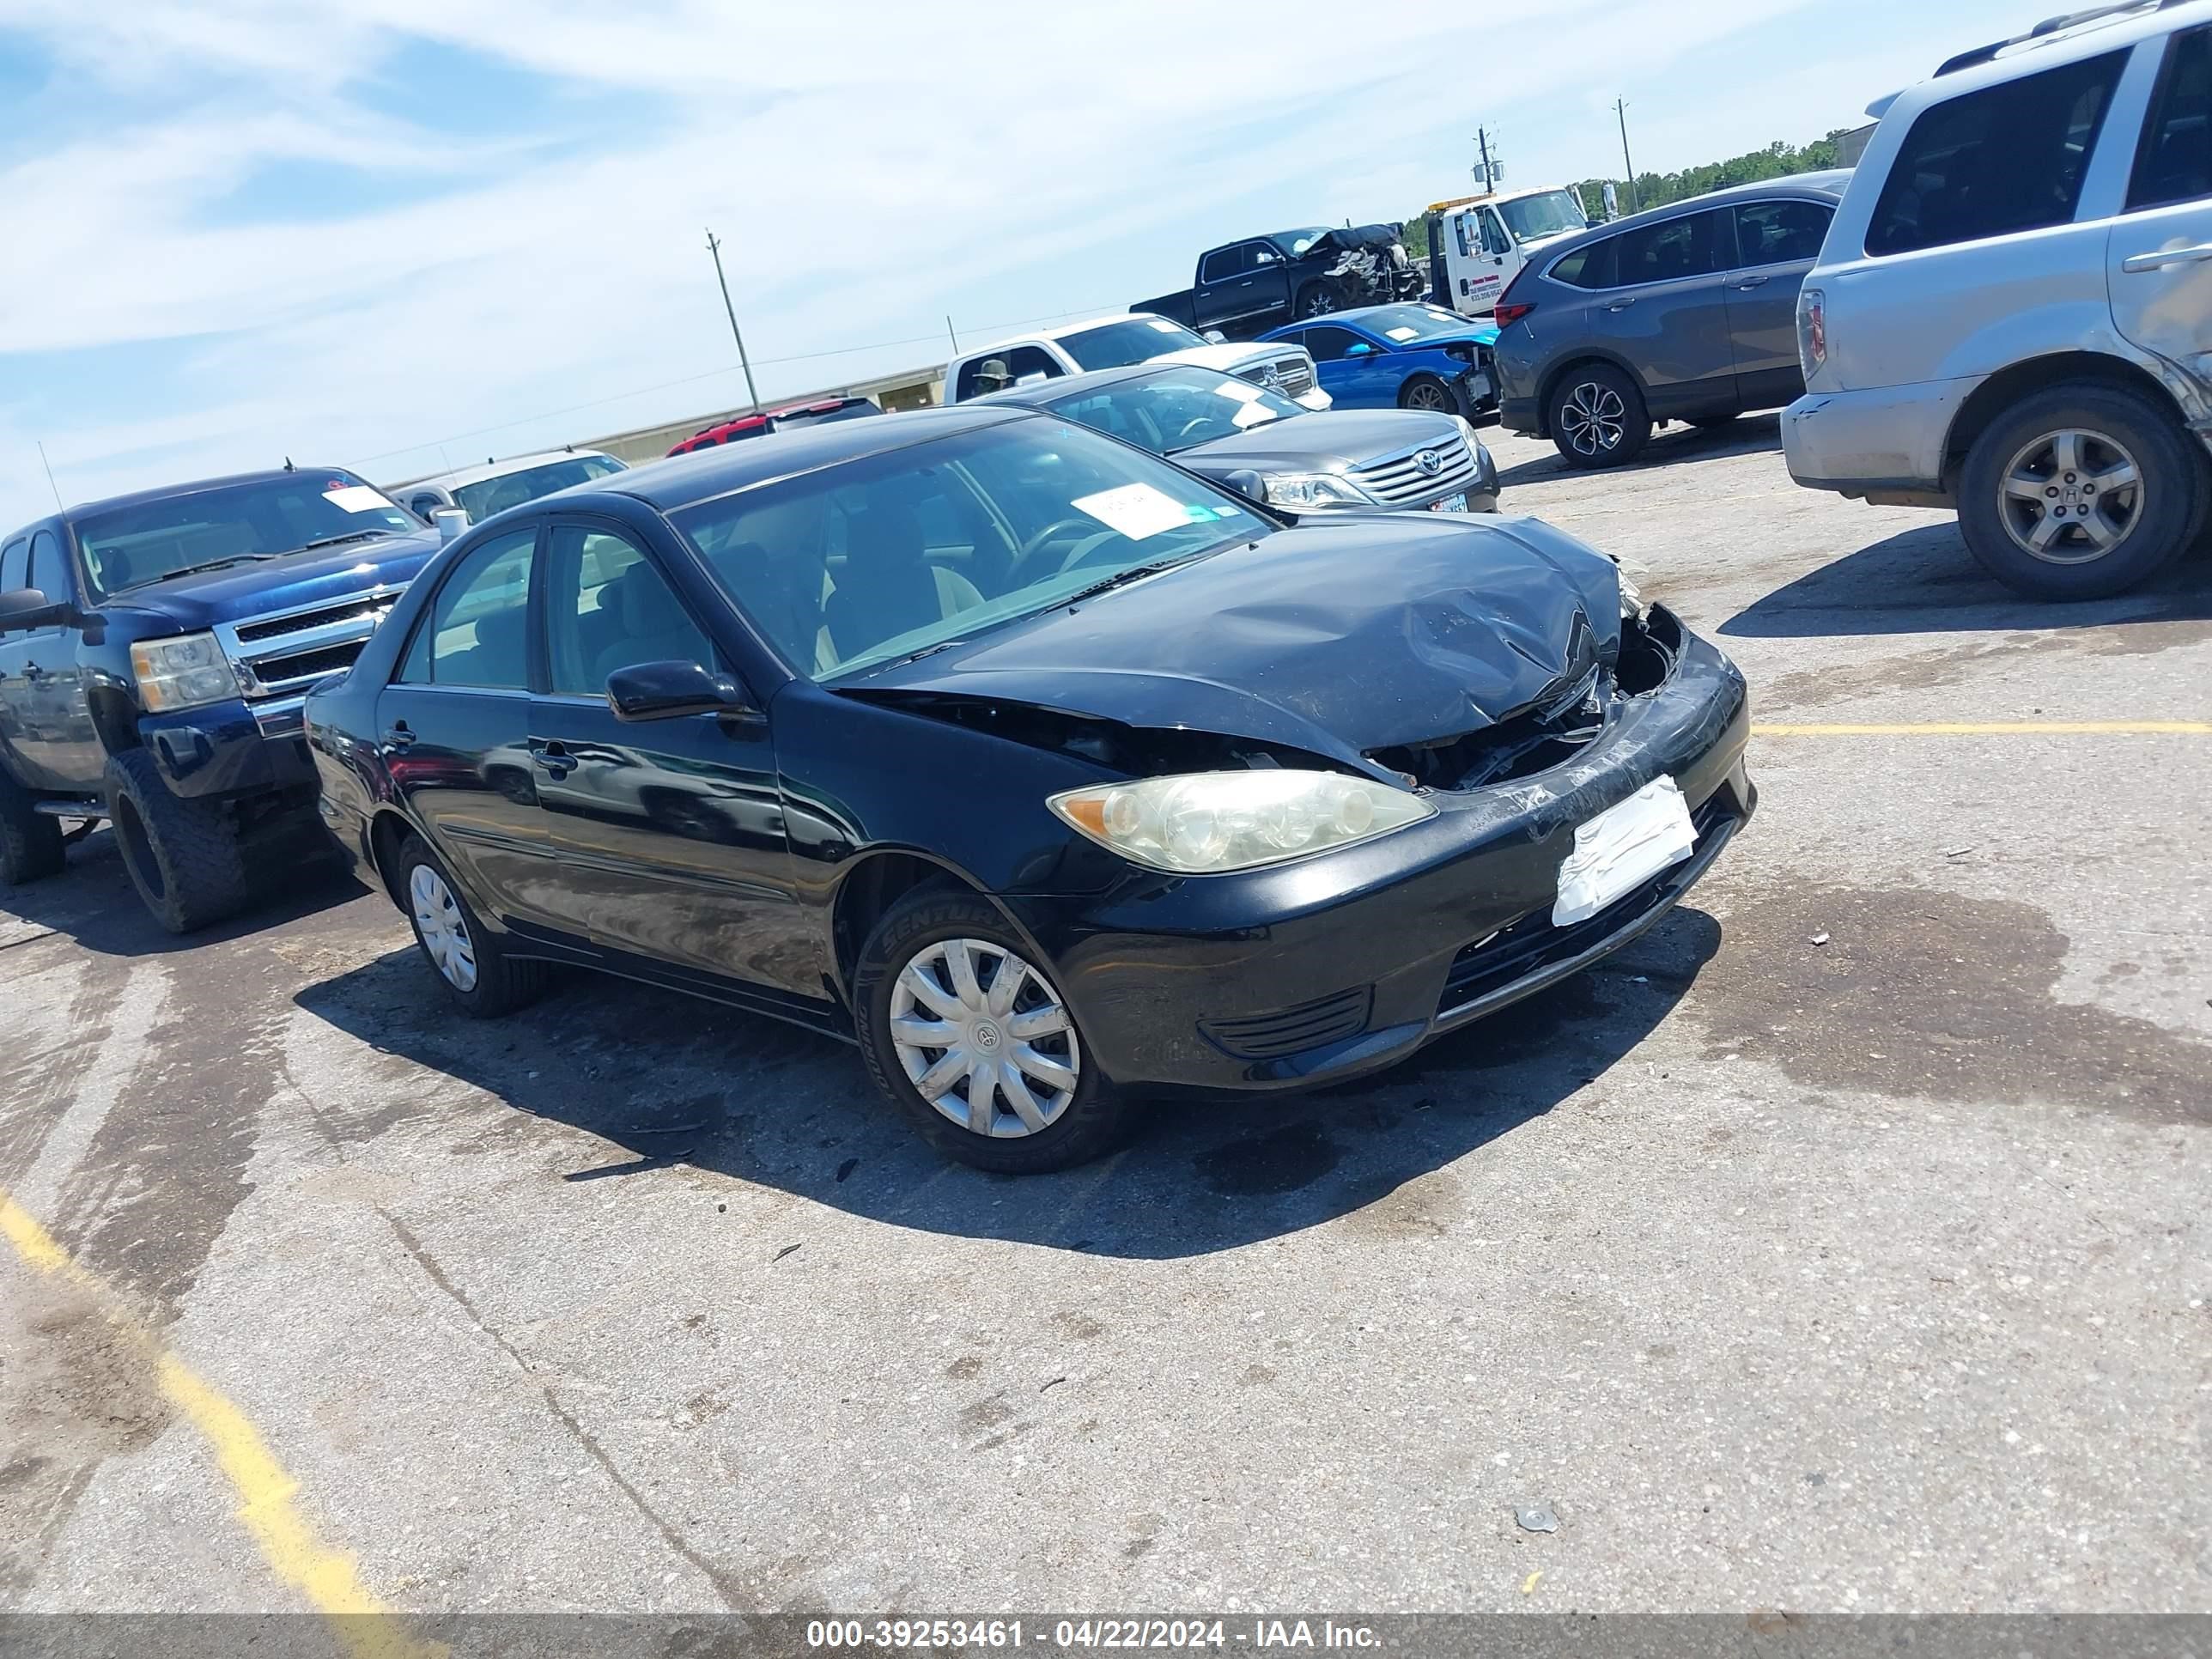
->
0;587;72;632
606;659;754;722
1220;469;1269;507
1202;329;1227;344
1344;342;1376;356
431;507;469;544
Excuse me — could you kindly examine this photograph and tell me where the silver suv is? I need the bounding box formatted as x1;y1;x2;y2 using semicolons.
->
1785;0;2212;599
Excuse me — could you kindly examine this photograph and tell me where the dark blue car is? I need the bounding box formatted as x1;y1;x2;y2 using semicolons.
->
1260;304;1501;421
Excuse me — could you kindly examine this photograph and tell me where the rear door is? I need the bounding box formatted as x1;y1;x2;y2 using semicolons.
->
1723;197;1836;406
13;530;102;792
526;519;816;999
2108;24;2212;382
376;526;556;926
1586;206;1739;418
1194;244;1253;331
0;534;40;787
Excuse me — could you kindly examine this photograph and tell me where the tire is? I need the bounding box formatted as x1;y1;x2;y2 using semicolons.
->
854;887;1137;1174
1687;413;1740;430
392;832;546;1018
0;765;64;888
1397;374;1456;415
1958;383;2200;600
103;749;248;933
1294;282;1337;321
1547;362;1650;469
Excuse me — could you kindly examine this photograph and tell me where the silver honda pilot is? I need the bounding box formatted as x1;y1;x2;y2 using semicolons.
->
1784;0;2212;599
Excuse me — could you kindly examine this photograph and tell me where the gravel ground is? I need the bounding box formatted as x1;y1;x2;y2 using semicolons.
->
3;413;2207;1626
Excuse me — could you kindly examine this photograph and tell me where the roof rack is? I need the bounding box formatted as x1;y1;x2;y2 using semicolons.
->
1935;0;2191;76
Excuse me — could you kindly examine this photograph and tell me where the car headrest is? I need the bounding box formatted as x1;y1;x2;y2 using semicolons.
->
615;564;688;635
473;603;527;660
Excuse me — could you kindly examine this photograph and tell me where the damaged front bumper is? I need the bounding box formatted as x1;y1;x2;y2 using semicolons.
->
1011;611;1752;1092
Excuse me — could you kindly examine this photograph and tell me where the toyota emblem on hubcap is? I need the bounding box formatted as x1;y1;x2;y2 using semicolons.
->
1415;449;1443;476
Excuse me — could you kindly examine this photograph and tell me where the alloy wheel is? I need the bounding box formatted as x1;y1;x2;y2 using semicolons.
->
409;863;478;992
1300;289;1336;319
890;937;1080;1138
1404;381;1451;412
1559;381;1626;457
1998;427;2143;565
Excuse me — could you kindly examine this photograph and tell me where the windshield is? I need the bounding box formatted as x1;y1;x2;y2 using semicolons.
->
1498;189;1589;243
1352;303;1475;343
1282;226;1333;256
1060;316;1210;370
670;418;1272;682
73;474;418;599
453;455;626;521
1041;368;1304;454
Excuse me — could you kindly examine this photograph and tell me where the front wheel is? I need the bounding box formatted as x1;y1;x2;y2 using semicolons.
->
1957;384;2199;599
103;749;248;933
1294;283;1337;321
854;888;1138;1173
1548;363;1650;469
1398;374;1456;414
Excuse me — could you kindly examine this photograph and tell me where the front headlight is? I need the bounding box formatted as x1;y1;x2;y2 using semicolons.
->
1049;769;1433;874
131;632;241;713
1262;472;1373;509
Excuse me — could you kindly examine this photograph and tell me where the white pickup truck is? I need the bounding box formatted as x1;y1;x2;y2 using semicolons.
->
1425;185;1595;317
943;313;1329;410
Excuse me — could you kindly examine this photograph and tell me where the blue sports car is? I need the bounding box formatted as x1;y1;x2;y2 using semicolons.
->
1259;304;1500;422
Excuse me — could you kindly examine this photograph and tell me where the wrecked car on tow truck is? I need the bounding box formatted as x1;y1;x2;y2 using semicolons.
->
305;407;1753;1173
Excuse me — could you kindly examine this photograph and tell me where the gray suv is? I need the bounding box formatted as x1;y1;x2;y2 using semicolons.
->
1492;173;1851;469
1785;0;2212;599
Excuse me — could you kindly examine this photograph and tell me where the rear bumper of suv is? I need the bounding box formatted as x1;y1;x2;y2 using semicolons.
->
1783;376;1979;500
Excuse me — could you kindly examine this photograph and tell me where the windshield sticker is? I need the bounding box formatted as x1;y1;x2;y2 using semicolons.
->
1385;326;1419;341
1231;402;1275;428
1073;482;1197;541
1212;380;1263;404
323;484;393;514
1147;319;1182;332
1184;503;1222;522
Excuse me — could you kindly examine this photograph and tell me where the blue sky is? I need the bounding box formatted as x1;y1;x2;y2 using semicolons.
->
0;0;2034;512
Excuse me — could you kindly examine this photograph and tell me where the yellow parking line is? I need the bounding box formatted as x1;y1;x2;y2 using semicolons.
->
1753;720;2212;736
0;1192;433;1659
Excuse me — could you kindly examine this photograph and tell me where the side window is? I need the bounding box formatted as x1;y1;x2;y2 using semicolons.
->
2130;26;2212;211
1867;50;2127;256
1478;209;1512;255
1000;345;1060;385
544;526;714;697
1612;209;1730;286
27;531;69;605
1548;238;1619;289
1302;325;1364;362
399;527;536;690
1734;200;1833;266
0;538;27;592
1200;246;1249;283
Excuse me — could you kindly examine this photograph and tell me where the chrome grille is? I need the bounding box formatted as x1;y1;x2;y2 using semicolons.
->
1351;432;1478;505
213;586;400;705
1240;352;1315;399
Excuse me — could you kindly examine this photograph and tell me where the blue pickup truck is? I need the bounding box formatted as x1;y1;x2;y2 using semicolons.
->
0;468;448;931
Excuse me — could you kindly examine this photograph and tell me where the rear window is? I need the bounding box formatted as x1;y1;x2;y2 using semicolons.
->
1610;209;1731;286
1547;239;1618;289
2130;25;2212;211
1866;51;2125;256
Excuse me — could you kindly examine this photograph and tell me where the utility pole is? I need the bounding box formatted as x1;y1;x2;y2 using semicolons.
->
946;314;959;353
1472;128;1501;191
704;228;761;413
1613;100;1639;214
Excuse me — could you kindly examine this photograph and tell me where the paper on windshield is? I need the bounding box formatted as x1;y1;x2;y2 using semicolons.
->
1231;403;1275;428
1073;483;1196;541
324;484;393;514
1385;326;1419;341
1212;380;1263;403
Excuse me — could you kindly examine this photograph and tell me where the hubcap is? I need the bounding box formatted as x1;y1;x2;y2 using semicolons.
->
409;863;478;992
1999;428;2143;565
889;938;1080;1139
1559;381;1626;456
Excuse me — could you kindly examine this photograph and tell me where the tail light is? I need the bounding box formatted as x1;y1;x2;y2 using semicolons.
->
1492;301;1536;325
1797;286;1827;378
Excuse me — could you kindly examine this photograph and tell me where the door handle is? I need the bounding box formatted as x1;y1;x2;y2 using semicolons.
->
531;739;577;779
2121;243;2212;272
1604;298;1637;312
381;722;416;751
1732;275;1770;289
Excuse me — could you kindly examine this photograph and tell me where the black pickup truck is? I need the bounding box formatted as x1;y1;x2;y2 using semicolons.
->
0;467;449;931
1133;225;1428;341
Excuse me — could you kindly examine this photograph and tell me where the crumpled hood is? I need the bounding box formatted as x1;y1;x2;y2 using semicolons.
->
848;514;1623;769
97;531;442;633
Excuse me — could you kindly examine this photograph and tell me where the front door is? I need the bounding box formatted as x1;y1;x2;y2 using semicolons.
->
1589;206;1739;419
2108;25;2212;387
1723;198;1833;408
1303;323;1400;408
375;526;556;927
527;520;819;1004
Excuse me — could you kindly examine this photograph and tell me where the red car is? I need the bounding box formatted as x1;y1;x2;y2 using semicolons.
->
665;396;878;456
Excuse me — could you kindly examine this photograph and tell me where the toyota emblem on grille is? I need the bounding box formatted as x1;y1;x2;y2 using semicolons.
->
1415;448;1443;476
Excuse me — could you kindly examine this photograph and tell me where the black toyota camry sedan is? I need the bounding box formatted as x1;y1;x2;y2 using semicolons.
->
305;405;1753;1173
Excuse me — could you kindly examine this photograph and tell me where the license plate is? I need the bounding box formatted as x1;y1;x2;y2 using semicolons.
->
1428;493;1469;514
1552;776;1697;926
